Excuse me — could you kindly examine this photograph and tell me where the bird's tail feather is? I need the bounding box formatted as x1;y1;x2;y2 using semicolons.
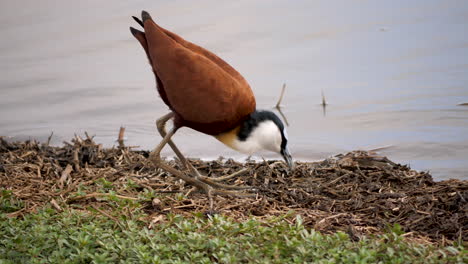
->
132;16;144;28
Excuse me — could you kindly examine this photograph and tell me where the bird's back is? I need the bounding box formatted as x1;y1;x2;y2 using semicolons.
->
131;13;256;135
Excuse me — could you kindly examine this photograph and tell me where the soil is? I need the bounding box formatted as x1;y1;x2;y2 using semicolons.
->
1;134;466;244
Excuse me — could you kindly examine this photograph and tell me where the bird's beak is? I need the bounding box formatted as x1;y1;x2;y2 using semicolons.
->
282;148;293;170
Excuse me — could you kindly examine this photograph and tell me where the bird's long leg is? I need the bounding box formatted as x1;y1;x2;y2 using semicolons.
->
150;126;256;211
156;113;251;190
150;126;209;190
156;112;191;171
156;112;205;178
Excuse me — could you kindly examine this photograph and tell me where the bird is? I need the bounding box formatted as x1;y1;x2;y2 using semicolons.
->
130;11;292;209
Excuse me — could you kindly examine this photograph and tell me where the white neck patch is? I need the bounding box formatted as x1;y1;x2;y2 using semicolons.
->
230;120;282;154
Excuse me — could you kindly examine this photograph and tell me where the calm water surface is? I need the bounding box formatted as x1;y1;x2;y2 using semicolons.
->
1;0;467;180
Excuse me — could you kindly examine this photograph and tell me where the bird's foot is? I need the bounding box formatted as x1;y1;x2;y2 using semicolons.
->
198;175;254;190
186;164;253;190
187;179;257;214
204;168;249;182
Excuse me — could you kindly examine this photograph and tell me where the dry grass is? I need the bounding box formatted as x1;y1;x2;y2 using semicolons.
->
1;134;466;245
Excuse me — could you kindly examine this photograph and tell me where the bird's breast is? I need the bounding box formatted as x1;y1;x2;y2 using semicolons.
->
215;125;260;154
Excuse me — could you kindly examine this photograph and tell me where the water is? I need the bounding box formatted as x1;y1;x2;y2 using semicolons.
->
1;0;467;180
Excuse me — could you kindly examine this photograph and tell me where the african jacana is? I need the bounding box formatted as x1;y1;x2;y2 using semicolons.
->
130;11;292;208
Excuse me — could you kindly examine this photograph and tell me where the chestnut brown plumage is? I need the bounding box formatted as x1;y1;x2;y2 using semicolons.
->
131;13;255;134
130;11;292;210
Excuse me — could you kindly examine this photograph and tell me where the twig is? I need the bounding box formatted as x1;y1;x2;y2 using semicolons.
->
67;192;139;203
315;213;348;228
162;203;196;212
73;148;80;171
50;198;63;212
6;208;27;218
276;107;290;126
118;126;126;149
321;90;327;107
90;204;121;223
84;132;95;144
74;134;83;144
275;83;286;108
46;132;54;147
273;83;290;125
368;145;394;153
58;164;73;189
321;90;327;117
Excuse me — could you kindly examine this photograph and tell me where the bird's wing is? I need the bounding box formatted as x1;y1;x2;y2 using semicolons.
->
157;27;250;87
130;26;170;107
132;12;256;130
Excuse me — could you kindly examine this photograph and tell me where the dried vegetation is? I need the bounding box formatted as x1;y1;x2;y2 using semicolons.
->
1;135;466;245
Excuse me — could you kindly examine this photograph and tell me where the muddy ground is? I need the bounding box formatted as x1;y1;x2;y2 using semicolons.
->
1;135;466;245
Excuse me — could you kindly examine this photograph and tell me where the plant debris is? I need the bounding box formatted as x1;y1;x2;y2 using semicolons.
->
1;135;466;244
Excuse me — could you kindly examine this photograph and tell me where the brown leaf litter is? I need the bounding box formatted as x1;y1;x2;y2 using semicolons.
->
0;135;466;245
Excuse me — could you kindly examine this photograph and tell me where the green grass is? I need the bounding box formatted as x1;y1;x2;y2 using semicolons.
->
0;191;466;264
